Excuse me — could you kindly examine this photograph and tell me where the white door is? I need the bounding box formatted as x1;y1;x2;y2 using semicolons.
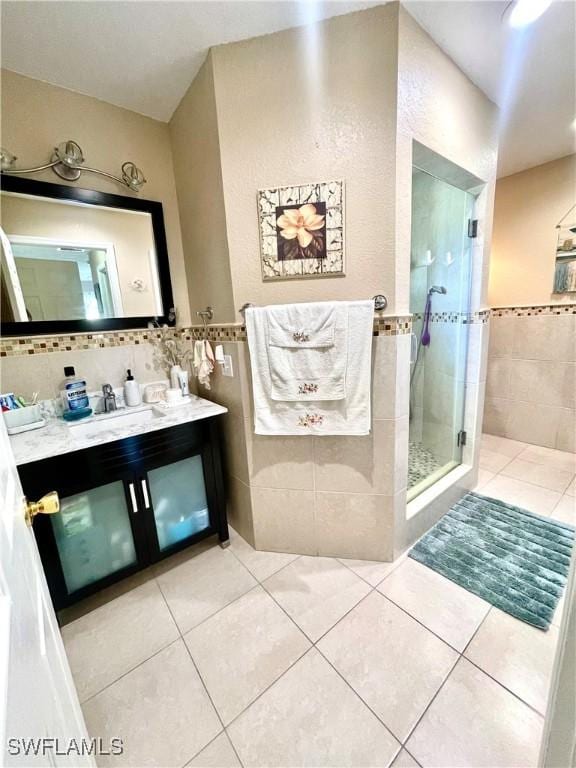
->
0;417;93;766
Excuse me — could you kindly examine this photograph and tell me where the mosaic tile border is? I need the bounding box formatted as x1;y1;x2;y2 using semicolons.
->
491;303;576;317
412;310;490;325
0;315;414;358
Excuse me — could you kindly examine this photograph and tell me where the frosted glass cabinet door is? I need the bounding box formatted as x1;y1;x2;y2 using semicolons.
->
51;481;137;594
147;455;210;551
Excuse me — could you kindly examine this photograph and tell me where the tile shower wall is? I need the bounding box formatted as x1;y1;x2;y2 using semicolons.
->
218;332;412;560
483;306;576;452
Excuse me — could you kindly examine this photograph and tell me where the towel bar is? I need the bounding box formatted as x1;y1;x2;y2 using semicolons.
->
239;295;388;317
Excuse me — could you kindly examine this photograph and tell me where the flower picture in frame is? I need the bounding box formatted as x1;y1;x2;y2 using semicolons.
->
257;180;344;280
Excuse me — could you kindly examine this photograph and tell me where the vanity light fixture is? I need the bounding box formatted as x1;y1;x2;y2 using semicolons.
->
0;140;146;192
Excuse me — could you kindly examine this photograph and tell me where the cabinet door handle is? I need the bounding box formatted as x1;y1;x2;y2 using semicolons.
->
128;482;138;513
141;479;150;510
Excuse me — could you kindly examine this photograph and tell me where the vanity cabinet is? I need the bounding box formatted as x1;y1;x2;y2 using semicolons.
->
17;417;228;610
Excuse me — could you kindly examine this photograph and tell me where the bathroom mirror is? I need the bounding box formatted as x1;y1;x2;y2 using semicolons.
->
0;175;174;335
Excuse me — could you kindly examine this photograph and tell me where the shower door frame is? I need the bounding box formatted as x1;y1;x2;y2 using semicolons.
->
407;163;477;502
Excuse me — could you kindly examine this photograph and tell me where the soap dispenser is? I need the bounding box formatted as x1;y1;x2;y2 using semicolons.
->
123;369;142;407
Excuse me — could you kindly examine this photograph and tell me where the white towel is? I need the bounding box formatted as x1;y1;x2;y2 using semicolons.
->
193;340;215;389
266;301;347;401
246;300;374;436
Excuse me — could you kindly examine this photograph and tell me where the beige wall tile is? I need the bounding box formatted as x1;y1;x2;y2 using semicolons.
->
485;313;576;448
227;476;254;546
252;487;316;554
372;335;410;420
556;408;576;453
482;397;510;436
236;343;254;422
465;322;489;384
246;427;314;491
221;414;249;484
508;360;575;409
488;316;515;358
512;315;576;363
314;419;402;495
485;357;511;400
505;401;561;448
315;492;394;561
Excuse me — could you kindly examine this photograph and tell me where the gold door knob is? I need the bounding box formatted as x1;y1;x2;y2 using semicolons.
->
25;491;60;526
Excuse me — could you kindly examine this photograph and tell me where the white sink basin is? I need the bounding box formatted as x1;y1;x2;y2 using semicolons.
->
67;406;165;438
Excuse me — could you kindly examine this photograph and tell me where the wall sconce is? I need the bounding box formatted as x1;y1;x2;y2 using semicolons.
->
0;140;146;192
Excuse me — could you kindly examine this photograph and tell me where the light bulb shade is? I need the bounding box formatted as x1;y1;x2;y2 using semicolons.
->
122;161;146;190
508;0;553;28
0;147;17;171
55;140;85;167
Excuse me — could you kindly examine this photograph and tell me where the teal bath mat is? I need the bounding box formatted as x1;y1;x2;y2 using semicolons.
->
409;491;575;630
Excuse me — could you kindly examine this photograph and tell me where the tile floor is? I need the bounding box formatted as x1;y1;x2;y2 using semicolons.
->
61;433;575;768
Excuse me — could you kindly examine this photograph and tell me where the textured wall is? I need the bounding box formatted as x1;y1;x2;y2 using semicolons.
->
395;5;498;316
169;53;235;324
212;4;400;317
489;155;576;307
0;69;190;323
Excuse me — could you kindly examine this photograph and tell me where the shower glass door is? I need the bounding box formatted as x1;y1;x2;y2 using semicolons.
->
408;167;474;500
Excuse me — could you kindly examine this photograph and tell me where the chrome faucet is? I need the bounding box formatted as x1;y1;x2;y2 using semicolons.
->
102;384;117;412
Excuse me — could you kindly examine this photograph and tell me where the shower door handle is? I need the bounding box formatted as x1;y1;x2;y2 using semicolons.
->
410;333;418;364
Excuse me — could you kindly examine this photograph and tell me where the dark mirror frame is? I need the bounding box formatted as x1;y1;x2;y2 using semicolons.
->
0;175;175;336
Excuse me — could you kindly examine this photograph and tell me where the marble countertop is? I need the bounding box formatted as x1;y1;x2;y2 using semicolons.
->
9;397;228;466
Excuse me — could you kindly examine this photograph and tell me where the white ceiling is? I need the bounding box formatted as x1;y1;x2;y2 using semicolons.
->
0;1;376;122
1;1;574;177
403;0;576;177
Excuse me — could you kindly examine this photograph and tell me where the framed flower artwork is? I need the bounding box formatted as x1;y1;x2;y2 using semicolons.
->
257;180;345;280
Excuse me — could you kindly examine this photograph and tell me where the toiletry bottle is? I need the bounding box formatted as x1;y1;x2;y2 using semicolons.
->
123;369;142;407
60;366;89;412
177;368;190;397
170;364;182;389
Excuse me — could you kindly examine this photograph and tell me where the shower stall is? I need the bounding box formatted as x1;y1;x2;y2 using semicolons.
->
408;163;476;500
